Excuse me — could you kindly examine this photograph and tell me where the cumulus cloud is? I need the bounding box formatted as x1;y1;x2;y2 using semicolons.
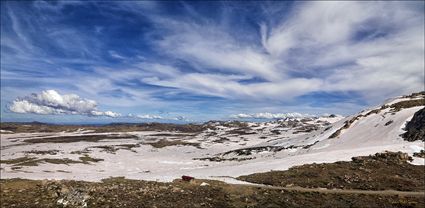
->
9;90;121;117
230;112;315;119
91;110;122;118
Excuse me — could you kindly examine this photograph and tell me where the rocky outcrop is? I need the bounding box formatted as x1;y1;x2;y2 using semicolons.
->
402;107;425;141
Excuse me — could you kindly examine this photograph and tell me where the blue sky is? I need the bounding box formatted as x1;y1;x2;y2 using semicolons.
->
1;1;424;123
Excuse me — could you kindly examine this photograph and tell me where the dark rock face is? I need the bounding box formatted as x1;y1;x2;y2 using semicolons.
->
402;107;425;141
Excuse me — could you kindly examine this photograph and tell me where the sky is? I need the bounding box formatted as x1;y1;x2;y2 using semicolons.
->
1;1;424;124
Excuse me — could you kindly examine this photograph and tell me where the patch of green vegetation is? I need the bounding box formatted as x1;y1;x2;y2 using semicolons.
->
384;120;394;126
226;128;256;135
24;150;60;155
222;145;301;156
238;152;425;192
142;139;201;149
70;149;91;154
194;156;255;162
220;120;249;128
78;155;104;163
148;133;195;137
90;145;117;153
403;91;425;98
115;144;140;152
212;137;230;143
35;158;83;166
390;99;425;111
115;144;140;149
0;156;97;166
0;157;38;166
74;143;140;154
293;124;319;134
23;134;138;144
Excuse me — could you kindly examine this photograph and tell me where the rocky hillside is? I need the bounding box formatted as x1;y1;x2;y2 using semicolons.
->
238;151;424;191
403;107;425;141
203;92;425;170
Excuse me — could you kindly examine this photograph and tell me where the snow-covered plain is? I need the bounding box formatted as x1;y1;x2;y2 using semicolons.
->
1;95;424;183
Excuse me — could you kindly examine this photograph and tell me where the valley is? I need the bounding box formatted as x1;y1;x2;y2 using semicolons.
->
1;92;424;207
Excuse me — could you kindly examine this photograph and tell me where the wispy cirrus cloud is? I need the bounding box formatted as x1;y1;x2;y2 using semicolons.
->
108;1;421;106
1;1;423;122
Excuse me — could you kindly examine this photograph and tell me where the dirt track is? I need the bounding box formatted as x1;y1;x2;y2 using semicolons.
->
239;183;425;197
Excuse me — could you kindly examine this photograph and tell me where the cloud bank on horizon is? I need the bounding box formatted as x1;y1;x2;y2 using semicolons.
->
230;112;316;120
1;1;424;122
9;90;121;117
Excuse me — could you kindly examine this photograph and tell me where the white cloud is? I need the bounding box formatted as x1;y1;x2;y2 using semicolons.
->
132;114;189;121
172;116;187;121
262;1;424;102
2;1;423;120
103;111;121;118
144;1;424;104
264;2;374;56
9;90;121;117
135;114;163;119
108;50;125;59
154;18;281;81
143;72;322;100
91;110;122;118
230;112;315;119
9;100;58;115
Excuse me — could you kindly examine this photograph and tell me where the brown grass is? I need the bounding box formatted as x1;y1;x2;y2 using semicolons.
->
142;139;201;149
0;122;206;134
24;150;60;155
238;152;425;192
1;155;104;166
390;99;425;111
78;155;104;163
23;134;138;144
1;176;424;208
0;157;38;166
0;157;84;166
87;143;140;154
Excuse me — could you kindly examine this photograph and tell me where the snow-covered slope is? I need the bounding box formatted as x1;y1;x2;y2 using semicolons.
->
1;93;424;183
209;93;425;168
